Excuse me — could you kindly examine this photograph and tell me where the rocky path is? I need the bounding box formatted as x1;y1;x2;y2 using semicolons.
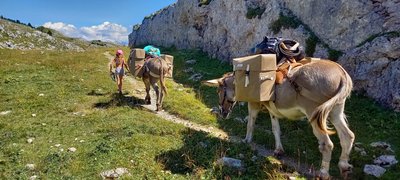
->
104;52;315;178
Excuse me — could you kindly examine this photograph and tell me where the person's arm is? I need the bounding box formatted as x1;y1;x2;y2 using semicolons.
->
123;58;130;72
109;58;114;74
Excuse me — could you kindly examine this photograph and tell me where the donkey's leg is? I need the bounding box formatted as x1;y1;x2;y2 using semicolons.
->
159;86;165;111
270;114;284;157
243;102;261;143
310;121;334;179
150;78;160;111
329;103;355;179
143;78;151;104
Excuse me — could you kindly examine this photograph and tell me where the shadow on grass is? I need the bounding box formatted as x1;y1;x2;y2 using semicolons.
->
87;89;110;96
155;129;270;179
93;93;145;109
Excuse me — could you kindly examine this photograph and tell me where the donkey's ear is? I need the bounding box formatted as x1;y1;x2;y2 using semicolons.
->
202;79;220;87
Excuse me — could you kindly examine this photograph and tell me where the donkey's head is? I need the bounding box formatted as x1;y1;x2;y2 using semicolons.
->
203;73;236;119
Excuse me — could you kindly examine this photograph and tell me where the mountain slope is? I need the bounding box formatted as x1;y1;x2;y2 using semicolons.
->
0;19;85;51
0;19;118;51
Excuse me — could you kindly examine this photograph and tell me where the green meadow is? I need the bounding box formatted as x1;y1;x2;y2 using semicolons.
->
0;47;399;179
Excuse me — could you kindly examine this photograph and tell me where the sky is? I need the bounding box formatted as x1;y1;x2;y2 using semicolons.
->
0;0;176;44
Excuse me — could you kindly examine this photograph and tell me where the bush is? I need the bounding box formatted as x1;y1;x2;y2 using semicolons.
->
305;35;319;56
246;7;266;19
133;24;141;31
198;0;212;6
269;13;301;34
328;49;343;61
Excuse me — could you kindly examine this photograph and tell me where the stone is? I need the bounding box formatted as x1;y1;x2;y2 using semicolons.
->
183;67;194;73
185;59;197;65
370;141;394;152
373;155;398;167
210;107;219;114
55;144;61;147
199;141;208;148
29;175;38;180
38;93;44;96
31;114;36;117
189;73;203;82
216;157;244;169
27;138;35;144
363;164;386;177
100;167;130;179
251;155;258;162
0;110;11;115
26;164;35;170
68;147;77;152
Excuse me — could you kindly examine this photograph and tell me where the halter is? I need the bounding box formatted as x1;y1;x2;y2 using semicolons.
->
219;78;236;110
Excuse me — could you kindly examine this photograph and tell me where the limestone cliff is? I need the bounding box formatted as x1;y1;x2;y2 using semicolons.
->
129;0;400;111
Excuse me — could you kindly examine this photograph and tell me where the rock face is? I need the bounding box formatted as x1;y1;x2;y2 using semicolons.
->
129;0;400;111
339;36;400;110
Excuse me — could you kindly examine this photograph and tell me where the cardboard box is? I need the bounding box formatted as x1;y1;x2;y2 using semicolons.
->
128;48;146;77
233;54;277;102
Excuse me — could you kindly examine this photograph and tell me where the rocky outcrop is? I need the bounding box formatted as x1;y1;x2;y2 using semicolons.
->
281;0;400;50
129;0;400;111
339;35;400;110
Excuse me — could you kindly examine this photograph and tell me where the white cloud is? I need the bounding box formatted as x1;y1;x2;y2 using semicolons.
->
43;22;129;44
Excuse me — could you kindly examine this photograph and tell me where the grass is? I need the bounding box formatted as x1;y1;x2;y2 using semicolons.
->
0;48;303;179
158;46;400;179
246;7;266;19
1;45;399;179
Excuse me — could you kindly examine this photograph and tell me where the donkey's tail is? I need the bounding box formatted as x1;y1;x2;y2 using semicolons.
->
159;57;168;95
310;64;353;135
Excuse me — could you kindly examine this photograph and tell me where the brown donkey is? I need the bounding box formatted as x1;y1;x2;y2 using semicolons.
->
142;57;169;111
204;60;355;179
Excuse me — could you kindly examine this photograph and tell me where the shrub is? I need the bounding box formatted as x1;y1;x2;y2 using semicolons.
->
269;13;301;34
133;24;141;31
198;0;213;6
357;31;400;47
246;7;266;19
328;49;343;61
305;35;319;56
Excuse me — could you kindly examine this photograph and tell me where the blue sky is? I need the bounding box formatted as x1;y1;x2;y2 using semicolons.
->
0;0;176;44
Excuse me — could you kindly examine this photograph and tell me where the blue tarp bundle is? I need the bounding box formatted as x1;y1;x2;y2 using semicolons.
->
143;45;161;56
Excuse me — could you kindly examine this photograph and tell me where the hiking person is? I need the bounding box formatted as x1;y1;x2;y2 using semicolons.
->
109;49;129;94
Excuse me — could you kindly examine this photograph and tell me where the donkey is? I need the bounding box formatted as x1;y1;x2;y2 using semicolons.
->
204;47;355;179
142;57;169;111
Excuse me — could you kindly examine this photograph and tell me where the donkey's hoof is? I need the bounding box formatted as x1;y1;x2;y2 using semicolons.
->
241;138;252;143
145;99;151;105
317;169;330;180
273;149;284;158
339;162;353;179
156;105;162;111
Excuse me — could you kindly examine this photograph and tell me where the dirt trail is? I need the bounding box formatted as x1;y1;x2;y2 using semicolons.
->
104;52;315;177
